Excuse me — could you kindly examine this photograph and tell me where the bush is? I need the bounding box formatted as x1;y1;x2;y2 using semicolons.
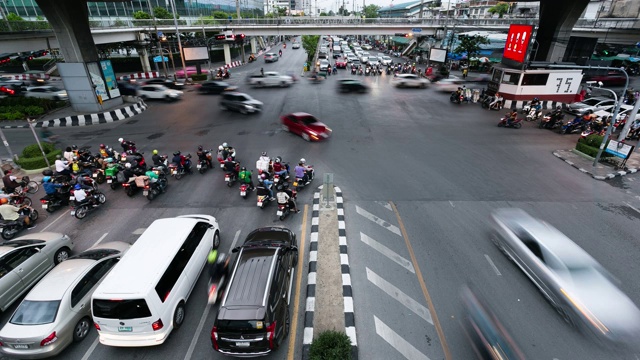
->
190;74;208;81
22;143;55;158
16;149;61;170
309;330;352;360
575;134;612;158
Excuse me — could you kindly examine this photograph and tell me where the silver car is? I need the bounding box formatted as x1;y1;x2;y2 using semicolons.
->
368;56;380;67
0;233;74;311
565;97;616;116
0;241;129;359
24;86;68;101
491;208;640;345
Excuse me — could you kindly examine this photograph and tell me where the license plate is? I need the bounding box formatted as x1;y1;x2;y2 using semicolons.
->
41;204;48;209
293;181;298;187
257;201;262;207
235;341;250;347
118;326;133;332
143;190;148;196
240;191;246;196
225;177;230;182
172;170;177;174
69;196;75;201
220;163;224;168
70;210;76;216
93;173;98;178
197;164;202;169
277;210;283;216
107;179;112;183
12;344;29;349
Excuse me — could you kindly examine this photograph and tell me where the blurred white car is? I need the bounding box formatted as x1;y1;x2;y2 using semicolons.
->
594;104;640;122
380;56;393;65
0;241;130;359
433;77;466;92
24;86;68;101
392;74;429;88
138;84;183;101
292;42;301;49
361;44;373;50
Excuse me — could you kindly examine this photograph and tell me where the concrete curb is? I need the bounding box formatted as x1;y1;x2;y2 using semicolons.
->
504;99;567;110
553;151;639;180
302;190;320;360
335;186;358;360
0;100;148;129
117;71;161;80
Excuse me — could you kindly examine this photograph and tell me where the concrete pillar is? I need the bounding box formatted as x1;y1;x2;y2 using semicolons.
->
250;37;257;54
35;0;123;113
137;32;152;73
223;43;231;65
535;0;590;62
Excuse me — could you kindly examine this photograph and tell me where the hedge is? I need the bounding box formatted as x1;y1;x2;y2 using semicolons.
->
575;134;612;159
22;142;56;158
16;149;61;170
309;330;352;360
0;97;66;121
190;74;208;81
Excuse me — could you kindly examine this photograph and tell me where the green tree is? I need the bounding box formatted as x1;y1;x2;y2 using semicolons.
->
487;2;510;18
133;10;151;19
302;35;320;63
362;4;380;18
337;6;349;16
153;6;177;19
277;6;288;16
453;34;490;59
319;12;328;16
212;11;229;19
6;12;24;21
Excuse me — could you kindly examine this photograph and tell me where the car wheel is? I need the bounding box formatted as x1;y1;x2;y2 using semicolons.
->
302;132;311;141
281;307;291;344
421;83;427;89
54;247;71;264
165;95;172;102
73;317;91;342
281;81;287;87
292;250;298;267
173;302;186;330
213;231;221;249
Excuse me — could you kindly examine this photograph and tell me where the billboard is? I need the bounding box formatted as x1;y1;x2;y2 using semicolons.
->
183;47;209;61
502;24;533;64
100;60;120;99
429;48;447;63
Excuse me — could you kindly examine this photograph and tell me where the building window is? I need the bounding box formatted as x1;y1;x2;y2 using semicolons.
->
502;73;521;85
521;74;549;86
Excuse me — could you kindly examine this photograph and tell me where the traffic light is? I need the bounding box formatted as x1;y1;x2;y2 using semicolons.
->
235;33;245;43
394;33;412;37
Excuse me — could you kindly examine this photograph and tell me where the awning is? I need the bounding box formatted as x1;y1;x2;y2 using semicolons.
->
391;36;411;44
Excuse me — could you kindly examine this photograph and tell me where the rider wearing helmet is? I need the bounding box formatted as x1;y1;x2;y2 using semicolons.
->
152;149;163;166
0;197;33;228
258;173;275;200
272;157;288;177
294;158;312;184
98;143;111;159
531;97;541;111
276;182;300;213
238;166;254;190
207;249;230;280
172;151;192;173
223;156;239;176
42;176;65;202
119;138;135;153
196;145;213;169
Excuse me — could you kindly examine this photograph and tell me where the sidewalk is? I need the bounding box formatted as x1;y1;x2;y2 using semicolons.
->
553;148;640;180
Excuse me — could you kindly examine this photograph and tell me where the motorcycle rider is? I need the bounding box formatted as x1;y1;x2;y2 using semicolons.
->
530;97;541;111
152;149;164;166
489;92;503;109
279;49;283;57
272;158;288;177
172;151;192;174
72;183;98;208
238;167;255;191
197;145;213;169
42;176;66;203
276;182;300;213
207;249;229;281
54;155;72;177
0;197;34;228
544;106;564;129
63;146;75;163
506;108;518;127
223;156;239;176
259;173;275;200
2;170;22;194
119;137;136;152
294;159;312;184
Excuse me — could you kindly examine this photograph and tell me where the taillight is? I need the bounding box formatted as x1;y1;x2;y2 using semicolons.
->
144;185;149;190
209;284;217;297
152;318;163;331
40;199;48;204
94;322;101;331
40;331;57;346
211;325;219;350
266;321;276;349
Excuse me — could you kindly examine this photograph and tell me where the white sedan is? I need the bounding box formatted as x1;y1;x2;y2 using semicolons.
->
433;77;467;92
138;84;183;101
24;86;68;101
391;74;429;88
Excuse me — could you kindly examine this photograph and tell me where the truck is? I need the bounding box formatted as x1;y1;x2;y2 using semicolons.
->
247;71;294;88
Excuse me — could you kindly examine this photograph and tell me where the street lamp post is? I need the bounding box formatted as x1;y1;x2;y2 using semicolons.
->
168;0;188;82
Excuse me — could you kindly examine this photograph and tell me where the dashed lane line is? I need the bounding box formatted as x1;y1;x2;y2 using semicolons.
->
360;232;415;273
39;210;69;232
484;254;502;276
374;316;430;360
229;229;241;251
90;233;109;249
356;205;401;236
366;267;432;324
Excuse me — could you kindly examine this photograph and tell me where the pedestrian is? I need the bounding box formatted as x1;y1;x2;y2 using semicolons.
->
462;67;468;79
260;67;264;76
472;89;480;103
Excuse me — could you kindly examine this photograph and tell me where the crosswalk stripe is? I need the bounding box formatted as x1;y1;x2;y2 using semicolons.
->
360;232;415;273
374;316;431;360
356;206;401;236
376;201;393;211
367;268;432;324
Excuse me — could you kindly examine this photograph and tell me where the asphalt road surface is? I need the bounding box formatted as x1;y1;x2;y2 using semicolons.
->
3;40;640;360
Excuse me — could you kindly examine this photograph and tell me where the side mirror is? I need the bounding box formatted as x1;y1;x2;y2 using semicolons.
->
231;246;240;253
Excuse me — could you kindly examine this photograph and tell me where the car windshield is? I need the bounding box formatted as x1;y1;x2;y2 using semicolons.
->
10;300;60;325
583;98;602;106
301;116;318;125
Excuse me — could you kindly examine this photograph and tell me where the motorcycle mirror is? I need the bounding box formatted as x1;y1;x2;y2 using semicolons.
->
231;246;240;253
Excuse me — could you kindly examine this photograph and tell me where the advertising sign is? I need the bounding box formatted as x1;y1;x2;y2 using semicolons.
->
87;62;109;101
100;60;120;98
429;48;447;63
502;24;533;64
605;140;635;159
183;47;209;61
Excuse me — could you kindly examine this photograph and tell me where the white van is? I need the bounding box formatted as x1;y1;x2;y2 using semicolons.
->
91;215;220;347
332;45;342;54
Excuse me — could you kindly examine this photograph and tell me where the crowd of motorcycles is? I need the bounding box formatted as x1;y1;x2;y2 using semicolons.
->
1;141;315;239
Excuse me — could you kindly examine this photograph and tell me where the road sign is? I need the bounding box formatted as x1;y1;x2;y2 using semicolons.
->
153;56;169;63
412;28;422;33
157;31;163;37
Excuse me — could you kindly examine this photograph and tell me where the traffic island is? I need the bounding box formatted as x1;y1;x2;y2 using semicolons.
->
553;149;639;180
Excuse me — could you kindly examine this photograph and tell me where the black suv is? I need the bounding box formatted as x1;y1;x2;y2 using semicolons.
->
212;227;298;357
220;92;264;114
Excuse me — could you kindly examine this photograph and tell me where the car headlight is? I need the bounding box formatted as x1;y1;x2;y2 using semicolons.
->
245;105;254;109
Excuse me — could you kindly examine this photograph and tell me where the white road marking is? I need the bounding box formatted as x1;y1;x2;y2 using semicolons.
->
132;227;146;235
624;202;640;215
484;254;502;276
183;302;211;360
229;229;241;250
356;206;401;236
367;268;432;324
374;316;430;360
360;232;415;273
39;210;69;232
303;327;314;345
90;233;109;249
376;201;393;211
449;201;455;208
80;336;100;360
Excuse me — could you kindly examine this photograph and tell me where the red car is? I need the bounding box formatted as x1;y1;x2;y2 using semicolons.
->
281;112;332;141
335;57;347;69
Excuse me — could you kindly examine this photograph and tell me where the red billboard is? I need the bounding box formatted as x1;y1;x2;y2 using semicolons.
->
503;24;533;64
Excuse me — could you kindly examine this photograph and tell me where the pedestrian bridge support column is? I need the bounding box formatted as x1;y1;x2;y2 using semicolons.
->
223;43;231;65
535;0;590;63
137;32;151;73
250;38;257;55
35;0;123;113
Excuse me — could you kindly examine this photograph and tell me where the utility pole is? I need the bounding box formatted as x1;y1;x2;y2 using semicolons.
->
147;0;168;78
168;0;188;82
236;0;241;19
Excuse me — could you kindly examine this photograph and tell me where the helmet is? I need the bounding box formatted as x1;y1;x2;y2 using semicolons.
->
262;151;267;156
261;173;267;180
207;249;218;264
99;144;105;149
0;198;8;205
217;253;229;267
43;176;51;183
198;145;203;151
227;156;233;162
74;184;82;190
173;151;180;156
218;145;224;151
275;158;281;163
125;163;132;168
533;97;539;101
222;142;228;148
152;149;158;155
72;145;78;150
300;158;306;164
118;138;124;143
240;166;246;171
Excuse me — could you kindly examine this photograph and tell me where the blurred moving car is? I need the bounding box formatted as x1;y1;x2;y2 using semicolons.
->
433;77;466;92
0;233;74;311
264;53;279;63
392;74;429;88
197;80;237;94
380;55;393;66
292;42;301;49
137;84;183;101
116;81;139;96
583;72;626;87
281;112;332;142
594;104;640;122
174;66;209;79
144;78;185;90
0;241;129;359
338;79;369;93
220;92;263;114
24;86;68;101
368;56;380;67
460;285;526;360
565;97;616;116
361;44;373;50
491;208;640;346
0;85;21;97
319;59;330;72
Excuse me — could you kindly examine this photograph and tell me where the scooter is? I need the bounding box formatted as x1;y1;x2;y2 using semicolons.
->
39;184;72;213
450;92;463;104
207;268;229;305
121;175;146;197
143;170;168;201
294;166;314;191
70;189;107;219
525;108;543;121
560;118;588;135
197;151;213;174
0;207;38;240
256;184;273;209
497;116;523;129
225;171;238;187
168;155;192;180
277;202;292;221
105;163;124;190
239;183;251;199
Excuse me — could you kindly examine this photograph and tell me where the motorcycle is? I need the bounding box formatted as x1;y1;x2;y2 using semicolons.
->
225;171;238;187
197;150;214;174
351;67;357;75
525;108;543;122
256;185;273;209
539;113;565;130
277;202;292;221
386;67;391;75
294;166;314;191
105;163;125;190
248;55;256;63
0;206;38;240
358;68;364;76
39;183;72;213
497;116;523;129
92;167;106;184
121;175;147;197
239;183;250;199
450;92;464;104
70;189;106;219
207;268;229;305
365;67;370;76
560;118;588;135
143;169;168;201
168;155;192;180
482;96;503;110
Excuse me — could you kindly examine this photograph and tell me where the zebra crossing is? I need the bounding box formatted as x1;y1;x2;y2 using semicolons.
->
348;202;440;360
